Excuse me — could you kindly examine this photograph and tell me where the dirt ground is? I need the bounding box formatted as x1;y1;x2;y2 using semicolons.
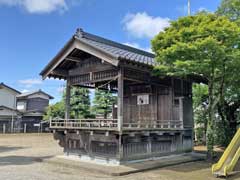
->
0;133;240;180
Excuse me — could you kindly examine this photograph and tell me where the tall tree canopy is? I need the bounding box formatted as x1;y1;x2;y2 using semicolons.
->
44;86;92;120
216;0;240;23
44;101;65;120
152;13;240;156
215;0;240;146
70;87;91;119
93;89;116;119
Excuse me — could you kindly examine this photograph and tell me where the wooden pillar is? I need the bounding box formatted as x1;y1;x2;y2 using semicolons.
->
118;134;124;161
24;123;27;133
3;124;6;134
11;115;14;133
117;68;124;132
65;78;71;120
179;97;184;128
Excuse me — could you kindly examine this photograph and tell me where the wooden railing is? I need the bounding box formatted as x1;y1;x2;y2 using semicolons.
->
50;119;183;130
123;120;183;129
50;119;118;130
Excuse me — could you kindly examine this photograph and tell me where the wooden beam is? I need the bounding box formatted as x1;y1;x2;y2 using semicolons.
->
65;78;71;119
69;64;116;76
41;38;75;80
117;68;124;133
71;84;118;93
65;57;82;62
75;39;119;66
121;61;152;73
52;69;68;77
41;37;119;79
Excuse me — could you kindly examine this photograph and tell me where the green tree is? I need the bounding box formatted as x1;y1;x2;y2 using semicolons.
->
44;86;92;120
152;13;240;157
43;101;65;120
215;0;240;146
216;0;240;23
193;84;208;145
93;89;116;119
70;87;91;118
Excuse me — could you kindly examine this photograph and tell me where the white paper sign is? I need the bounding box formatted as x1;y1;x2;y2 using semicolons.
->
137;94;149;105
34;123;40;127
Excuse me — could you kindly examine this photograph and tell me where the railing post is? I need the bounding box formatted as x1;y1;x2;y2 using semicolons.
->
50;117;52;128
3;124;6;134
153;121;157;129
24;123;27;133
137;121;141;128
179;97;184;128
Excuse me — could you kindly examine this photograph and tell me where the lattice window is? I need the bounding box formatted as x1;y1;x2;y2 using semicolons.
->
70;74;90;84
91;141;117;156
92;70;118;81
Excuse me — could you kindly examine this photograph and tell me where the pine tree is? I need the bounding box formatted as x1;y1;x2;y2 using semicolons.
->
70;87;91;119
93;89;116;119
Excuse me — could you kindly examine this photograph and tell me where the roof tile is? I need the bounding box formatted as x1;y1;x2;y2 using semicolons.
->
75;29;155;66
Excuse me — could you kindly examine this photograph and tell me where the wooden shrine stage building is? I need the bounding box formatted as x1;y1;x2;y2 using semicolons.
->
40;28;201;164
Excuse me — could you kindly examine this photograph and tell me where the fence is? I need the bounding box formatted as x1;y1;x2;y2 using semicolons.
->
0;120;49;133
50;119;183;130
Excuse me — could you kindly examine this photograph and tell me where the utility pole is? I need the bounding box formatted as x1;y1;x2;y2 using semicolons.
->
188;0;191;16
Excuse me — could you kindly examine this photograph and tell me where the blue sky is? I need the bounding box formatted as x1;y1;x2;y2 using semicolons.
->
0;0;221;103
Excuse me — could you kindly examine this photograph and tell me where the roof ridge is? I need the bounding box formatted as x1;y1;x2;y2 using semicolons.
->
0;83;21;94
0;105;18;112
75;28;155;58
16;90;54;99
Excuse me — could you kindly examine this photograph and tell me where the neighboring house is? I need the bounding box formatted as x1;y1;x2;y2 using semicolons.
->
0;83;53;133
0;83;21;133
16;90;53;132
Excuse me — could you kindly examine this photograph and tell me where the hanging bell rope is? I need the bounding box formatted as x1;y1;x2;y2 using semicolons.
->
95;75;119;91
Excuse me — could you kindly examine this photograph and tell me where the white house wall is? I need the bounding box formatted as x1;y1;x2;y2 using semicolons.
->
0;88;17;109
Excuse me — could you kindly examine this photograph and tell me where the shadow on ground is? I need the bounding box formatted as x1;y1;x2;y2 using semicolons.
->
161;161;240;180
0;146;26;153
163;161;211;172
0;155;53;166
227;171;240;180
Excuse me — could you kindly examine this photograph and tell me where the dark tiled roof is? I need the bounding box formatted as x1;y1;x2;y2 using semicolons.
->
74;28;156;66
16;90;54;99
40;28;156;78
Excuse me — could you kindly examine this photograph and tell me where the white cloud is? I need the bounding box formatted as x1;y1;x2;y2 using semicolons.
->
123;12;170;39
0;0;68;13
124;42;141;49
21;89;30;93
124;42;152;53
197;7;210;13
18;78;42;88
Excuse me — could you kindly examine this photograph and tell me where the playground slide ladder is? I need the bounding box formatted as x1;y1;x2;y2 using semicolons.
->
212;128;240;177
